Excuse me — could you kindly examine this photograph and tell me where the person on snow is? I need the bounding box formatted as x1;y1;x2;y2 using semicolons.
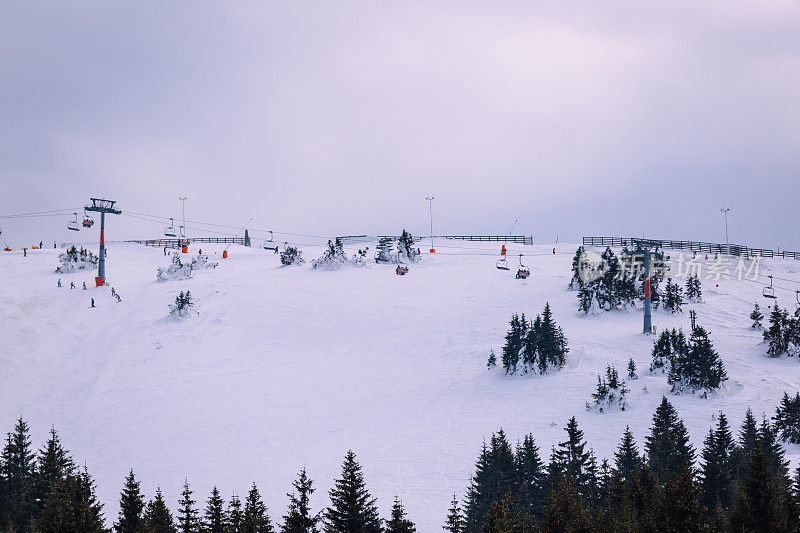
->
39;241;43;248
23;248;26;257
116;294;121;302
82;282;87;290
70;282;75;289
90;298;95;308
111;287;116;296
163;246;167;255
53;242;56;249
58;279;61;287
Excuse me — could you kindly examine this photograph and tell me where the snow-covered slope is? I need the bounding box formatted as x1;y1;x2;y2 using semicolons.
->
1;241;798;530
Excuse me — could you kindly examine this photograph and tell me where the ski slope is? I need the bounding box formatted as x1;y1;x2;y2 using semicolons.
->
1;240;799;530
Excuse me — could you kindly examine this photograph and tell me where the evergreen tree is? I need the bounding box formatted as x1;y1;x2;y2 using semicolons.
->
204;487;227;533
613;427;642;482
773;391;800;444
281;468;319;533
750;302;764;329
397;230;417;261
443;494;463;533
322;451;381;533
227;494;243;533
568;246;585;290
35;426;75;512
699;413;736;514
669;325;726;392
536;303;568;373
1;417;37;530
686;274;702;302
375;237;394;263
539;478;591;533
514;434;544;519
729;442;792;532
178;479;200;533
464;431;516;532
385;497;415;533
481;491;531;533
577;284;594;315
627;358;637;380
486;350;496;370
731;408;760;485
765;304;790;356
663;278;685;313
115;470;145;533
37;470;106;533
645;397;695;480
501;314;526;375
143;488;177;533
552;417;597;501
243;483;274;533
657;458;703;533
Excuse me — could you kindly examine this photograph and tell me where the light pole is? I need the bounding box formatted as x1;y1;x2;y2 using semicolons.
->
720;208;730;256
425;196;435;253
179;197;188;245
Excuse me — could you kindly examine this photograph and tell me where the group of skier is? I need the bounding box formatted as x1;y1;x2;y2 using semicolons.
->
57;278;121;306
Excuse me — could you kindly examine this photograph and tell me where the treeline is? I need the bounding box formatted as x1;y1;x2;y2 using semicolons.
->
0;421;415;533
452;397;800;532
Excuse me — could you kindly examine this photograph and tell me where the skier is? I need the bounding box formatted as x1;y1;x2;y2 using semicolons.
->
39;241;43;249
82;282;87;290
90;298;95;308
70;282;75;289
111;287;116;296
163;246;167;255
199;249;202;255
54;242;56;249
23;248;26;257
116;294;121;302
58;279;62;287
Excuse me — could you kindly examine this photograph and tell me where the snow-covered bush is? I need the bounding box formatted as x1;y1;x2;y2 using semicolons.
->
312;239;348;270
169;290;194;318
397;229;420;263
280;246;304;266
587;365;628;412
157;253;218;281
56;246;98;273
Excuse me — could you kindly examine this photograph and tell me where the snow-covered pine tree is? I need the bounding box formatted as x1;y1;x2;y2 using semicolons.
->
750;302;764;329
115;470;145;533
501;314;527;375
536;303;568;373
588;365;628;412
650;330;675;374
323;451;381;533
663;278;684;314
397;230;418;262
568;246;585;290
685;274;702;302
312;239;348;270
281;467;319;533
203;487;227;533
385;497;415;533
627;358;637;380
773;392;800;444
143;488;177;533
764;304;790;357
443;493;464;533
552;417;598;501
486;349;497;369
577;284;595;314
375;237;394;263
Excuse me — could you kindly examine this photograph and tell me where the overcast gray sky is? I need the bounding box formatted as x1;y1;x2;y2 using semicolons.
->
1;1;798;249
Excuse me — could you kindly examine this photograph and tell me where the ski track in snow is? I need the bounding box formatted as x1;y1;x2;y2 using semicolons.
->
1;242;799;530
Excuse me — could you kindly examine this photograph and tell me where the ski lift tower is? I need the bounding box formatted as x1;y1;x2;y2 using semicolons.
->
633;238;661;334
84;198;122;285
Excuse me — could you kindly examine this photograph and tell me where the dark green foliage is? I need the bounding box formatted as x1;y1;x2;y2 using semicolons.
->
627;358;637;380
551;418;597;502
1;417;37;530
568;246;585;290
37;470;106;533
464;431;517;532
203;487;227;533
486;350;496;369
750;302;764;329
177;480;199;533
115;470;145;533
322;451;380;533
143;488;177;533
514;434;544;520
729;442;794;532
773;391;800;444
385;497;415;533
375;237;394;263
227;494;243;533
763;304;800;357
662;278;684;313
613;427;642;482
35;427;75;513
243;483;274;533
645;397;695;481
443;494;464;533
502;305;569;375
588;365;628;411
685;274;702;302
576;246;639;313
650;328;685;374
281;468;319;533
501;314;527;375
667;325;727;393
175;291;193;312
481;491;531;533
699;413;736;513
539;478;591;533
657;458;703;533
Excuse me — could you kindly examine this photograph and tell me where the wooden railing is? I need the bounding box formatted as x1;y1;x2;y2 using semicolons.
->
130;237;247;248
582;236;800;260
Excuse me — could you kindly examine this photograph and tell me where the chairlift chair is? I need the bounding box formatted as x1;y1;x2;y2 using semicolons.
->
82;211;94;228
67;213;80;232
496;257;510;271
396;262;409;275
763;275;777;299
164;218;177;237
516;254;530;279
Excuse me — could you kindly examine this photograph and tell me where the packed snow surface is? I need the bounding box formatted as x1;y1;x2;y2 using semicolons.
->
1;241;799;530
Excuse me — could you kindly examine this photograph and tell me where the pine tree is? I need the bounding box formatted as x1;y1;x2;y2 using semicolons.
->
536;303;568;373
699;413;736;513
539;478;591;533
686;274;702;302
552;417;597;501
1;417;37;530
37;470;106;533
35;426;75;512
568;246;585;290
657;458;703;533
243;483;274;533
323;451;381;533
486;350;496;370
729;442;791;532
773;391;800;444
645;397;695;481
443;493;463;533
385;496;415;533
514;434;544;519
481;491;531;533
765;304;790;356
613;427;642;482
143;488;177;533
281;468;319;533
226;494;243;533
501;314;526;375
375;237;394;263
397;230;417;261
464;431;517;532
663;278;685;313
177;479;199;533
577;284;594;314
204;487;227;533
627;358;637;379
115;470;145;533
750;302;764;329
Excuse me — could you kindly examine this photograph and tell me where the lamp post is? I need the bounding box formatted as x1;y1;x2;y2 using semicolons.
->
425;196;435;253
720;208;730;256
179;197;188;245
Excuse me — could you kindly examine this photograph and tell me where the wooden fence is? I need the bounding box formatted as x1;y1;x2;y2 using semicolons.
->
582;236;800;260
